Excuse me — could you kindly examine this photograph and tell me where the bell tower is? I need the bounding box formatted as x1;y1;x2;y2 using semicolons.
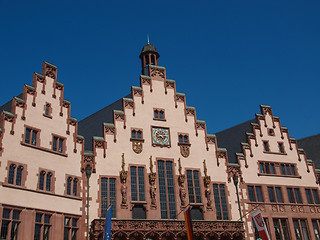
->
139;40;160;75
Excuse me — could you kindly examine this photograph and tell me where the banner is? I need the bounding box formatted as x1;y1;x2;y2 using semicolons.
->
103;205;112;240
183;205;194;240
251;209;270;240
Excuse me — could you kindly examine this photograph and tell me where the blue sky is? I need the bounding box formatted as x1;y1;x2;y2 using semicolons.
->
0;0;319;139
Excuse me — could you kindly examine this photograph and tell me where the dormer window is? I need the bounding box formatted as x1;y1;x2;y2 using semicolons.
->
154;109;165;121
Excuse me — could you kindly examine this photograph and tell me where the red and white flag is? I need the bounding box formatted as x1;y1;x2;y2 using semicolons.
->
251;209;271;240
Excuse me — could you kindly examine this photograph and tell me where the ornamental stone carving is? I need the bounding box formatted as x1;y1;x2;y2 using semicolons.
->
149;156;157;209
120;153;128;208
203;160;212;209
177;158;187;208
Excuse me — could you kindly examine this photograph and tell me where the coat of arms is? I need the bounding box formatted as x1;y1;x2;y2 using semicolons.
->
132;141;143;154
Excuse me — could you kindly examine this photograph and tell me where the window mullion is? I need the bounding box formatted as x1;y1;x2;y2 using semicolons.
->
136;170;139;201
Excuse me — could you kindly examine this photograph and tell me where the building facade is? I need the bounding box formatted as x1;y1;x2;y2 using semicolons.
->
0;43;319;240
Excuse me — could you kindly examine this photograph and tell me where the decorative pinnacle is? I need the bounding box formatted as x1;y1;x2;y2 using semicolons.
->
203;160;208;177
122;153;125;171
147;34;150;44
149;156;153;173
178;158;182;175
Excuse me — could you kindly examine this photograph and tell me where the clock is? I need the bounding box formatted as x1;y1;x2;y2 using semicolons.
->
152;127;170;146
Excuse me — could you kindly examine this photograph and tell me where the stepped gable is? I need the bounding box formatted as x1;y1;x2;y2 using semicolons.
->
78;94;132;151
298;133;320;168
215;119;256;163
0;93;22;113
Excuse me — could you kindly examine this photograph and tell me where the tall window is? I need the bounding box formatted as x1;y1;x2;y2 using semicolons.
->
158;160;176;219
268;186;283;203
8;164;24;186
34;213;51;240
293;219;310;240
52;136;64;153
66;177;78;196
312;219;320;240
186;170;201;204
130;166;145;201
287;187;302;204
278;142;285;153
101;177;116;218
280;164;296;176
248;185;264;202
305;189;320;204
259;162;275;174
64;217;78;240
263;141;270;152
25;128;38;145
273;218;291;240
213;184;229;220
38;171;53;192
0;208;20;240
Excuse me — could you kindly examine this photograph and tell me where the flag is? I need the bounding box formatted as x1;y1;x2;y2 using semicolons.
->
183;205;194;240
103;205;112;240
251;209;271;240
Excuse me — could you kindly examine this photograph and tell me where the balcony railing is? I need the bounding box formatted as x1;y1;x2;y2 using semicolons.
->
90;219;244;240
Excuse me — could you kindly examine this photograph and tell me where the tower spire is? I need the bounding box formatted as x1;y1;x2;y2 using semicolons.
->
139;40;160;75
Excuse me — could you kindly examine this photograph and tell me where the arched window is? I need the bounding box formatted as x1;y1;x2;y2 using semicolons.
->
16;166;23;186
159;111;164;120
190;206;204;220
151;55;155;65
67;177;72;195
8;164;16;184
137;131;142;139
46;173;52;191
154;110;159;119
39;171;45;190
45;104;50;116
73;178;78;196
132;205;146;219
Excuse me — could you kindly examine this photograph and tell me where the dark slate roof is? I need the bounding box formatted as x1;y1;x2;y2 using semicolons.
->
141;44;158;54
78;94;132;151
298;134;320;169
215;119;257;163
0;93;22;113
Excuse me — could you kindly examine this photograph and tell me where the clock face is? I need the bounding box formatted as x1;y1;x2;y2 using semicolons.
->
152;127;170;145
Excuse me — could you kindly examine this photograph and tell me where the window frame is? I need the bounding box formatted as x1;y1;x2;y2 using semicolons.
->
263;140;270;152
177;133;190;146
0;207;21;240
305;188;320;204
186;169;202;204
267;186;283;203
130;128;144;141
130;165;146;202
287;187;302;204
278;142;285;154
248;185;264;202
63;216;79;240
38;169;55;193
153;108;166;121
52;134;66;153
43;102;52;118
273;218;291;240
23;125;40;146
6;161;27;187
34;212;52;240
99;176;117;219
213;183;229;220
65;175;80;197
293;218;311;240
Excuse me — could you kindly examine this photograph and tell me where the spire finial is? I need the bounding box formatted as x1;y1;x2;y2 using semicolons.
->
147;34;150;44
